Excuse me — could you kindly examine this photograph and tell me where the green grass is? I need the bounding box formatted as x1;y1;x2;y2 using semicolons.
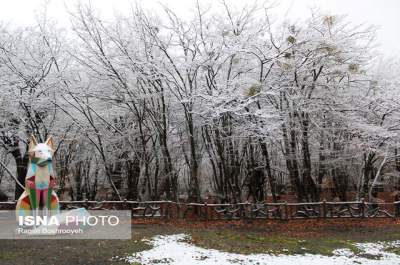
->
384;245;400;255
188;229;392;259
0;235;152;265
0;250;22;262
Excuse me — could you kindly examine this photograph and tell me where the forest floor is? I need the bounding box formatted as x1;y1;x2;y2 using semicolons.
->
1;218;400;264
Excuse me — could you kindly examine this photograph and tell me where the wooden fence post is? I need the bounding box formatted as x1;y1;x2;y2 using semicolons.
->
177;203;181;219
163;202;168;220
248;202;253;219
204;202;208;221
361;199;365;218
284;201;288;221
322;199;327;219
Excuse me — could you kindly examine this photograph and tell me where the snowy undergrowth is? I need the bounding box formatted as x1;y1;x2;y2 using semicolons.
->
117;234;400;265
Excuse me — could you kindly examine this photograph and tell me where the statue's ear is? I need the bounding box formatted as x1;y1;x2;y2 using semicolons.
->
28;135;38;151
45;136;55;150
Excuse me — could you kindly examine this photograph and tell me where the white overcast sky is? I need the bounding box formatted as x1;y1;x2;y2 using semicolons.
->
0;0;399;56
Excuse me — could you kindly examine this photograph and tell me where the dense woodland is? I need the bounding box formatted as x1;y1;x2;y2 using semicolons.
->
0;1;399;203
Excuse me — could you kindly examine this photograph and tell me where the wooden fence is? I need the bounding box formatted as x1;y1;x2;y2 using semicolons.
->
1;200;399;220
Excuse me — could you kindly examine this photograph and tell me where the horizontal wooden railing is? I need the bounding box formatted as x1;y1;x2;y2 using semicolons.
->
2;199;399;220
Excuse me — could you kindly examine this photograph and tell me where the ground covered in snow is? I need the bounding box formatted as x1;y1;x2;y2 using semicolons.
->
119;234;400;265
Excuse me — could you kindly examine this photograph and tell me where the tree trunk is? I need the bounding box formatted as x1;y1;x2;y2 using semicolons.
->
187;113;200;202
359;152;376;199
11;147;29;200
301;112;318;201
282;122;305;202
259;140;277;202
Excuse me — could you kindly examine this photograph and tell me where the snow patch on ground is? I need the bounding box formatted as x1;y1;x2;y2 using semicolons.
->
121;234;400;265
